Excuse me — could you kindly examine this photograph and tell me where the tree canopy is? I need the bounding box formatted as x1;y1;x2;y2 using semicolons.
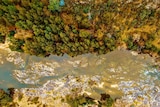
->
0;0;159;57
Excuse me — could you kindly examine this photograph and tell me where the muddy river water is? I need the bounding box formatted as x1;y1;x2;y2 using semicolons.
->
0;45;160;105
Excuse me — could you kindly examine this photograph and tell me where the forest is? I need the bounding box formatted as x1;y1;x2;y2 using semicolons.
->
0;0;159;57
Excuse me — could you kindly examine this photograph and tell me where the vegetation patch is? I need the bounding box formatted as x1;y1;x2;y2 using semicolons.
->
0;88;15;107
0;0;159;57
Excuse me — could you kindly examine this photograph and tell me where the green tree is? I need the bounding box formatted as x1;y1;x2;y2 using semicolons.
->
0;34;5;43
15;20;28;29
9;38;24;52
48;0;60;12
7;5;18;14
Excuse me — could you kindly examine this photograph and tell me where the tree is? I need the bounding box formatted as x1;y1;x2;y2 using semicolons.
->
15;21;27;29
7;5;18;14
0;34;5;43
48;0;60;12
9;38;24;52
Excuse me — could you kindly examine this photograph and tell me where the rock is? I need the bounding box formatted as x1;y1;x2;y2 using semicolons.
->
155;92;160;102
100;93;110;101
114;98;122;107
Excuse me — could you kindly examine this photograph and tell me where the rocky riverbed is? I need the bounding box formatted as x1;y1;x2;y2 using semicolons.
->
0;43;160;106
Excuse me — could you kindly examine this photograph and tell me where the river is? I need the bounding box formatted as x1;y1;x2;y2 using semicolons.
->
0;45;160;105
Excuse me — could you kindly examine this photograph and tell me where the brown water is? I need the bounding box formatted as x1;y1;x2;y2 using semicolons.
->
0;47;160;105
